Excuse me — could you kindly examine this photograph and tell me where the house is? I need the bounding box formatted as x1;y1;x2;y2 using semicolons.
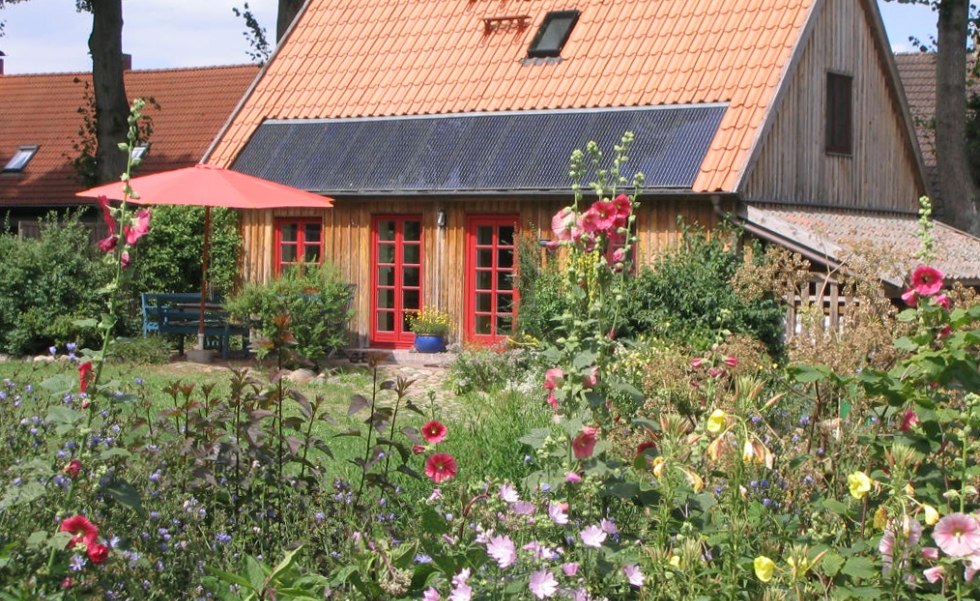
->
0;56;258;234
203;0;980;348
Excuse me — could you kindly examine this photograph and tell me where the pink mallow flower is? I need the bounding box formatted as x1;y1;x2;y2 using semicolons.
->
580;525;607;548
623;564;645;587
124;209;151;245
911;265;945;297
423;587;441;601
528;569;558;599
548;502;569;525
486;534;516;569
933;513;980;557
498;483;520;503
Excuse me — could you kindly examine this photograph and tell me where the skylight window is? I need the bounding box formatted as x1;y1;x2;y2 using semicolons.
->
131;143;150;162
3;145;38;173
528;10;579;58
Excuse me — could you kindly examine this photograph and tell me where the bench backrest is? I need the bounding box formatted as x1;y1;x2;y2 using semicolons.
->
141;293;224;333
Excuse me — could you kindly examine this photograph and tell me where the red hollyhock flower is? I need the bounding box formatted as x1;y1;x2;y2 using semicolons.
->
60;515;99;549
78;361;93;394
61;577;74;590
901;289;918;307
911;265;945;297
723;356;738;368
123;209;152;245
412;444;425;455
573;426;598;460
64;459;82;478
420;420;448;444
97;196;116;235
424;453;457;483
900;410;919;432
87;543;109;565
635;441;657;458
97;235;118;254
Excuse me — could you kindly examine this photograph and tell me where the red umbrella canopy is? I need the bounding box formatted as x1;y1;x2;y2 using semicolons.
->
76;163;334;209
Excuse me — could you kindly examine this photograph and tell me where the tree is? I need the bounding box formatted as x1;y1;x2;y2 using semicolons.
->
235;0;304;64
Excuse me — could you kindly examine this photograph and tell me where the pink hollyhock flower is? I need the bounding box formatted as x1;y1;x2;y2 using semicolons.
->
581;366;599;390
937;325;952;339
580;524;607;548
87;543;109;564
562;562;579;576
528;569;558;599
708;367;724;379
611;247;626;264
587;200;617;231
78;361;93;394
61;577;74;590
97;196;116;235
551;208;575;241
543;368;564;390
934;293;951;310
911;265;945;297
623;564;645;587
901;289;918;307
548;502;569;525
498;483;520;503
421;420;448;444
611;193;632;218
923;565;944;583
690;357;705;369
486;534;516;569
577;209;602;236
423;587;441;601
723;355;738;368
900;410;919;432
64;459;82;479
933;513;980;557
60;515;99;549
424;453;457;484
546;391;559;412
97;235;118;254
412;444;425;455
572;427;598;459
880;519;921;573
566;471;582;484
124;209;151;245
921;547;939;561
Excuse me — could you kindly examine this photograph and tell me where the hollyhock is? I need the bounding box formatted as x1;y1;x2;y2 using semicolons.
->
543;368;564;390
690;357;706;369
911;265;945;296
64;459;82;479
485;534;516;569
424;453;457;484
923;566;944;583
921;547;939;561
546;391;558;412
78;361;93;394
623;564;645;587
580;525;607;548
723;355;738;368
450;568;472;601
587;200;618;231
511;500;536;515
934;293;951;309
60;515;99;549
933;513;980;557
120;250;131;269
528;569;558;599
97;196;116;235
124;209;151;245
548;502;569;525
421;420;448;444
901;289;918;307
880;519;922;573
572;426;598;459
600;518;619;535
611;247;626;264
551;208;575;241
412;444;425;455
923;504;940;526
581;366;598;389
611;193;632;219
87;543;109;565
97;234;118;253
900;409;919;432
566;471;582;484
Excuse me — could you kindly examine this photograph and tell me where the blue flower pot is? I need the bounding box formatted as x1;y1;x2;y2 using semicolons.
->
414;334;447;353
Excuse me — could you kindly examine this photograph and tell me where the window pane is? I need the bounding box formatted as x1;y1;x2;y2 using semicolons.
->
280;245;296;263
377;311;394;332
303;245;321;263
477;293;492;312
498;225;515;246
281;224;298;243
476;314;492;334
498;272;513;291
404;220;421;242
403;289;420;311
404;244;420;265
378;221;396;241
477;270;492;291
377;289;394;309
496;315;513;334
403;267;420;287
378;244;395;264
402;313;414;333
477;226;494;246
478;249;493;268
497;294;513;313
497;248;514;269
377;266;394;286
304;223;321;242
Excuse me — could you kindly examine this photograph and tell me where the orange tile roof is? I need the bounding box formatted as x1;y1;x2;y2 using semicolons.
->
0;65;258;208
207;0;816;192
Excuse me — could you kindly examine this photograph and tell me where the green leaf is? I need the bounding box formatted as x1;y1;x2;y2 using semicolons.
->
839;556;876;580
101;478;145;516
26;530;48;549
787;364;831;383
269;546;303;583
518;427;550;448
894;337;918;352
206;567;255;590
817;550;844;578
245;556;268;590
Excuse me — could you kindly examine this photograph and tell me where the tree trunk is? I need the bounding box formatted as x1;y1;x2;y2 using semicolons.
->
935;0;980;234
277;0;304;42
88;0;129;185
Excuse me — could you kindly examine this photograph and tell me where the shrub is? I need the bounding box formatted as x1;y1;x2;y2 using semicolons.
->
0;211;113;355
107;335;172;364
225;262;354;369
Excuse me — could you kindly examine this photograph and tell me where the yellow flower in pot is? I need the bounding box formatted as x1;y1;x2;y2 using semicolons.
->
408;308;452;352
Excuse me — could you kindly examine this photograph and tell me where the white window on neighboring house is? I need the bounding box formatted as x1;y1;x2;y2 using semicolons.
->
131;143;150;162
3;145;38;173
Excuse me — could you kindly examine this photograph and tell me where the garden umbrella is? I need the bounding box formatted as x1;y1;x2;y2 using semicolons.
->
77;163;334;352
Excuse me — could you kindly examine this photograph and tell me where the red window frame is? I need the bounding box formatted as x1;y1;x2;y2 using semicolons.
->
370;215;424;348
274;218;323;275
465;215;519;345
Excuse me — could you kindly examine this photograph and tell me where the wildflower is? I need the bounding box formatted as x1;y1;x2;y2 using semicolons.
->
923;504;940;526
87;543;109;564
600;518;619;535
901;289;918;307
450;568;472;601
61;577;74;590
412;444;425;455
421;420;448;444
78;361;93;394
923;565;944;583
49;345;58;356
215;532;232;545
706;409;727;434
423;588;441;601
498;483;520;503
528;569;558;599
932;513;980;557
580;525;607;548
572;426;598;459
566;471;582;484
60;515;99;549
64;459;82;479
543;367;564;390
623;564;645;587
847;471;872;500
424;453;457;484
486;534;516;569
511;501;535;515
911;265;944;296
546;391;558;411
690;357;705;369
548;502;569;525
562;562;579;576
753;555;776;582
121;250;131;269
669;555;681;568
69;554;87;572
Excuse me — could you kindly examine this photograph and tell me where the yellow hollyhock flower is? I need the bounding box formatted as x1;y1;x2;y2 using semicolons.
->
706;409;726;434
873;505;888;530
753;556;776;582
923;504;940;525
847;471;872;499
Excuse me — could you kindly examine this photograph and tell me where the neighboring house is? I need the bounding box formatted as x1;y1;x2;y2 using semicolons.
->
204;0;980;348
0;57;258;234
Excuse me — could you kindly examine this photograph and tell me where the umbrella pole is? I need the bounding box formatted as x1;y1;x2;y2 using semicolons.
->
198;206;211;351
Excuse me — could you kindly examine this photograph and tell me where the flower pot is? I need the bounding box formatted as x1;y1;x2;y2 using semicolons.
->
414;334;447;353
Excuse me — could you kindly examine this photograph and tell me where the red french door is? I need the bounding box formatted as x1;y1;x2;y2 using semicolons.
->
465;215;518;345
371;215;423;348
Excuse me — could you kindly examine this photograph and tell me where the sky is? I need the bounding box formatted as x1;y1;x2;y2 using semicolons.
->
0;1;937;75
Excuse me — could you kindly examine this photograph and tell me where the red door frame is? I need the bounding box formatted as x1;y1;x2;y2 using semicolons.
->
465;215;519;345
273;217;323;275
370;215;423;348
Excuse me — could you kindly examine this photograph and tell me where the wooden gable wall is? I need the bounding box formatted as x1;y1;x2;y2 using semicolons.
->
738;0;923;212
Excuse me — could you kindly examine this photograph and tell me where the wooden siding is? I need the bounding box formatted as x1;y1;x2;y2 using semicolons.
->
739;0;922;212
240;195;726;345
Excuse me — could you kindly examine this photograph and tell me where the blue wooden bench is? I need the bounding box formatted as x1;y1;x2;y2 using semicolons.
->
141;293;250;359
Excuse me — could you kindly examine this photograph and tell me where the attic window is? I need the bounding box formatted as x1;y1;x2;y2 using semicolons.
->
131;143;150;162
528;10;579;58
3;145;38;173
826;72;852;155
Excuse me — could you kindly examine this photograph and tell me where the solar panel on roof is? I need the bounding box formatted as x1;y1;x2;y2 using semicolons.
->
231;105;726;194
